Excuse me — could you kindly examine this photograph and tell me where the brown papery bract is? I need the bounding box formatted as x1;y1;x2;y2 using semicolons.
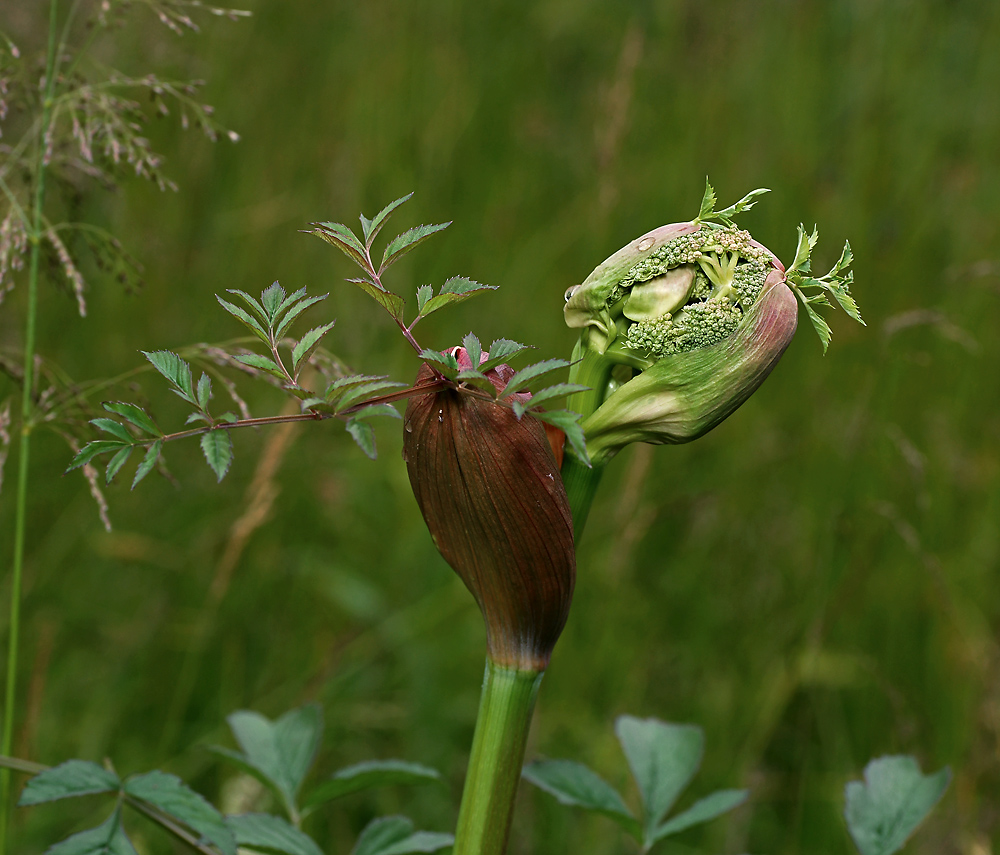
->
403;353;575;671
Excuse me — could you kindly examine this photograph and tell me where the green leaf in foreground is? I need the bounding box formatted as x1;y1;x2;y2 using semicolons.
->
47;808;136;855
18;760;120;806
844;756;951;855
615;716;703;837
125;771;235;855
303;760;440;811
352;816;453;855
522;760;637;835
226;813;323;855
220;706;322;813
200;430;233;482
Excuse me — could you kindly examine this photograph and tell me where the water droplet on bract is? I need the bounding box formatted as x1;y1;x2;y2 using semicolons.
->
637;237;655;251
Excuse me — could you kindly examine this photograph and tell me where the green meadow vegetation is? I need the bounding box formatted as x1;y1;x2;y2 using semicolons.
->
1;1;998;853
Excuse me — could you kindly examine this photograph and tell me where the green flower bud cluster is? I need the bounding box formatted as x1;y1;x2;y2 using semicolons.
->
615;226;772;360
625;294;743;356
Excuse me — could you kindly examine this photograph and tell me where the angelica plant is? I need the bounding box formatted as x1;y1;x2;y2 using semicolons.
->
45;185;954;855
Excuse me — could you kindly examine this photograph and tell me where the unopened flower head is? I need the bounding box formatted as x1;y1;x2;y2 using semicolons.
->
403;348;575;671
562;183;860;466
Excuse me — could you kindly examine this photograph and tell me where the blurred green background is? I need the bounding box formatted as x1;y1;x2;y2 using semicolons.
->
2;1;999;852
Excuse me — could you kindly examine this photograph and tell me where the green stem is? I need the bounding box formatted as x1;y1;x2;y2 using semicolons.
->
1;1;60;848
453;661;543;855
561;452;604;539
562;336;619;539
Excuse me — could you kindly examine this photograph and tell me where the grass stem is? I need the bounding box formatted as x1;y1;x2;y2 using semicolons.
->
1;1;61;849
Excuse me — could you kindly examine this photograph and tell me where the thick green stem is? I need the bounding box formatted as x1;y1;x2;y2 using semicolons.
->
561;452;604;538
562;336;619;539
453;661;543;855
1;1;60;848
